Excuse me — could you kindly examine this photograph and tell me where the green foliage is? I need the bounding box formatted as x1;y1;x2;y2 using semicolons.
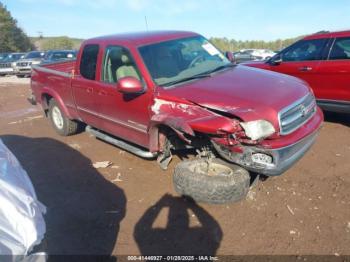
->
41;36;75;50
0;2;34;52
210;36;303;52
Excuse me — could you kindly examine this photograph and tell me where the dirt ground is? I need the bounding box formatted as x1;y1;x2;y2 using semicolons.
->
0;76;349;258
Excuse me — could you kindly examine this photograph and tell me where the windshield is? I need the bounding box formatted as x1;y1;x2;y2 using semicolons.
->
47;51;76;61
139;36;230;87
3;53;24;62
0;53;9;61
25;52;44;59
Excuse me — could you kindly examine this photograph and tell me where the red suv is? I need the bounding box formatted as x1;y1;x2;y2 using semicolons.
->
244;30;350;113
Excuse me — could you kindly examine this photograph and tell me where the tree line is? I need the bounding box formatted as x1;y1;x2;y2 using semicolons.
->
0;2;33;52
209;36;302;52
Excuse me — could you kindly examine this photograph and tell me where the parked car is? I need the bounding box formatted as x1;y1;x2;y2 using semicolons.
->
233;50;261;63
29;31;323;204
0;53;9;61
233;49;276;63
41;50;77;64
244;30;350;113
0;53;25;76
15;51;45;78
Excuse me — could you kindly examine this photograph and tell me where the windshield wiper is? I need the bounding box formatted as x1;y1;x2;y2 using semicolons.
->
162;73;211;87
206;63;235;74
162;64;235;87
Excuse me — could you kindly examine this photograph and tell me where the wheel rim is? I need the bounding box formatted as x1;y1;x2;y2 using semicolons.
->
190;161;233;177
52;106;64;129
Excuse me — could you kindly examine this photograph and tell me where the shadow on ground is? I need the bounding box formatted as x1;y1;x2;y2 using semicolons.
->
323;111;350;127
134;194;222;256
2;135;126;259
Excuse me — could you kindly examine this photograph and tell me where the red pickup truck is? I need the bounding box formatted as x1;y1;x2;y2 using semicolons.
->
30;31;323;203
244;30;350;113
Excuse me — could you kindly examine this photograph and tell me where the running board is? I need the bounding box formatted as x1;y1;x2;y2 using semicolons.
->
86;126;157;159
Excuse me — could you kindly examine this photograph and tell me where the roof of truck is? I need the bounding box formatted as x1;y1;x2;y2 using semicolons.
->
304;30;350;40
86;30;200;46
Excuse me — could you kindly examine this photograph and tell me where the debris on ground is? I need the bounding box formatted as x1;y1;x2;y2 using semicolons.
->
246;190;257;201
287;205;295;215
92;161;112;169
111;165;120;169
69;143;81;150
111;173;122;182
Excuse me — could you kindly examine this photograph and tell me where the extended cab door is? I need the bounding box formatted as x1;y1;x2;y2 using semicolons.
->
316;37;350;108
267;38;329;91
94;45;152;148
71;44;104;128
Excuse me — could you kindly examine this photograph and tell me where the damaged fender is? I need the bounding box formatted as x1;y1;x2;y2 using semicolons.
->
148;114;195;152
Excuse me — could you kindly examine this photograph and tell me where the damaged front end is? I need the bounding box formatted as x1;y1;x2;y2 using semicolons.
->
149;95;322;176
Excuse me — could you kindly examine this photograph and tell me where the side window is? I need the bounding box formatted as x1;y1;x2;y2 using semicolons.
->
80;44;99;80
101;45;141;84
282;39;327;62
329;37;350;60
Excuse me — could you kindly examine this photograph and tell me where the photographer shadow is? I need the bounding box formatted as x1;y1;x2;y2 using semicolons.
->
2;135;126;259
134;194;222;256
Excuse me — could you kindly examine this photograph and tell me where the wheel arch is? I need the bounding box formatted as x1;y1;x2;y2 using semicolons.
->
41;87;72;119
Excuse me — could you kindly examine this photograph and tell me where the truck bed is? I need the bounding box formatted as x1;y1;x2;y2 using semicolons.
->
35;60;76;76
31;59;79;120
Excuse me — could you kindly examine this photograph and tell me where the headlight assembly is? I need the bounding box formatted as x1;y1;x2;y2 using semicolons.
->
240;120;275;140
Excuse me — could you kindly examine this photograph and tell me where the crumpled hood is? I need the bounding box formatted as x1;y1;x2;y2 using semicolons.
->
160;65;310;128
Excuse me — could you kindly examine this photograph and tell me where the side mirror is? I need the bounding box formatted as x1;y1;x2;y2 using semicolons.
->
116;77;145;94
269;55;282;65
225;51;235;64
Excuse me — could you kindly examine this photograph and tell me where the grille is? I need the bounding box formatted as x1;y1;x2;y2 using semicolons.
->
17;62;28;67
0;63;11;68
279;93;317;135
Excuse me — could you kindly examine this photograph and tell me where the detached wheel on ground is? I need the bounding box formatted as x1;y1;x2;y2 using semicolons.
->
48;99;79;136
173;158;250;204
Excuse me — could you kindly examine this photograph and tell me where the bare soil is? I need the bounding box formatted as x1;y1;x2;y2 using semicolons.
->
0;77;349;257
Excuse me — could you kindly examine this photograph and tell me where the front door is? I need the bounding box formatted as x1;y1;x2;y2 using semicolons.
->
95;45;152;148
268;38;329;94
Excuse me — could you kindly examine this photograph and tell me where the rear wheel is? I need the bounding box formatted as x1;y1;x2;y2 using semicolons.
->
173;158;250;204
48;99;79;136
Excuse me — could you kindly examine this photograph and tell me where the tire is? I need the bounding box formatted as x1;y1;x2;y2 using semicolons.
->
48;99;79;136
17;75;24;78
173;158;250;204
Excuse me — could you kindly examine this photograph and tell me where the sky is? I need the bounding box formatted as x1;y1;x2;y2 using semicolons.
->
2;0;350;41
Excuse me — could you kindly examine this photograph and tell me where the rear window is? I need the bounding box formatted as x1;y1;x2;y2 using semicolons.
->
80;44;99;80
329;37;350;60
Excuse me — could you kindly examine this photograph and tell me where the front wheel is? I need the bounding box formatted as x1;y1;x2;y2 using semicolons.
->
173;158;250;204
48;99;79;136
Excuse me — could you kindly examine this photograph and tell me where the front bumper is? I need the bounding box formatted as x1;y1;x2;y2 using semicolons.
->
0;68;14;75
212;128;319;176
15;67;32;75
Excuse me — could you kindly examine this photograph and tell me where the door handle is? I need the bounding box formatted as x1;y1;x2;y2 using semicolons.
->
86;87;93;93
298;66;313;72
98;90;107;96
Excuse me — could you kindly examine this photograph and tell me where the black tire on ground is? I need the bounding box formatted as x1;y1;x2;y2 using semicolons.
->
173;158;250;204
48;99;79;136
17;75;25;78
